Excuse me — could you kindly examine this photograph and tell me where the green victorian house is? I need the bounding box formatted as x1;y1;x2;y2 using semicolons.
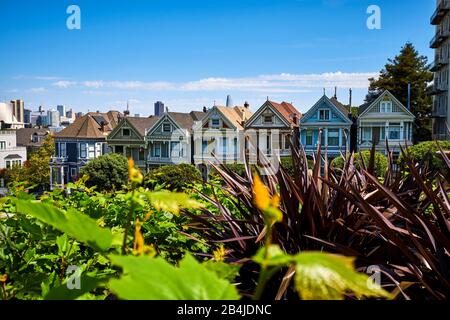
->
107;116;160;170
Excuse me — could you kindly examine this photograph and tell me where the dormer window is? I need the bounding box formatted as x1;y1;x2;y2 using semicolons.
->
319;109;330;121
263;115;274;124
163;124;171;132
211;118;220;128
380;101;392;113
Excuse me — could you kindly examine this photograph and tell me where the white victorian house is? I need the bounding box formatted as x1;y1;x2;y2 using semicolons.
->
358;90;415;157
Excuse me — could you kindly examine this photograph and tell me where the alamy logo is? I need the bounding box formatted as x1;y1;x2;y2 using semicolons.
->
66;5;81;30
366;5;381;30
66;265;81;290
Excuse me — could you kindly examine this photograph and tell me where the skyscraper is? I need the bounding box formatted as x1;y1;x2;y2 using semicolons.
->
57;105;66;118
226;95;233;107
10;99;24;123
430;0;450;140
24;109;32;124
154;101;165;116
47;109;60;127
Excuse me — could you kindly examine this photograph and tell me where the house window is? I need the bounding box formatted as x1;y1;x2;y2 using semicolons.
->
170;141;180;158
389;124;401;140
122;128;130;136
306;131;313;146
161;142;169;158
266;135;271;152
284;135;290;150
154;142;161;157
70;168;77;177
139;148;145;161
115;146;124;154
5;161;11;169
88;143;96;159
319;109;330;121
211;118;220;128
80;143;87;158
380;101;392;113
263;115;274;124
0;141;6;150
60;143;66;157
362;127;372;141
222;137;228;154
163;124;171;132
202;140;208;154
328;129;339;146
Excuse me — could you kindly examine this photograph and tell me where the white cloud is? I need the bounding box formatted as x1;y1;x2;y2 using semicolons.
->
50;72;377;93
29;87;46;93
53;81;77;88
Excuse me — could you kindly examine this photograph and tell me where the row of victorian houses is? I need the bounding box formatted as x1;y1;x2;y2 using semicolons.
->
50;90;415;188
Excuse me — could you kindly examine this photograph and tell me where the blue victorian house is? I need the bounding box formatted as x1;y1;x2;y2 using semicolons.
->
300;95;353;158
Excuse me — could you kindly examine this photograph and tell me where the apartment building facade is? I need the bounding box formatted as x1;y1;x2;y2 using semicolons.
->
431;0;450;140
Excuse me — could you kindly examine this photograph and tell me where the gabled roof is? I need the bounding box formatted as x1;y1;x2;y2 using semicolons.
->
358;90;415;118
55;111;122;139
126;116;160;136
167;111;207;131
246;100;301;128
301;95;352;125
16;128;51;147
216;106;253;130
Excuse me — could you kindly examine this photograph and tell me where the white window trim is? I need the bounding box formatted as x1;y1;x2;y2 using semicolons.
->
318;109;330;121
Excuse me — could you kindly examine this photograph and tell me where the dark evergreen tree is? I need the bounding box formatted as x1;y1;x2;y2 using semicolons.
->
366;43;433;142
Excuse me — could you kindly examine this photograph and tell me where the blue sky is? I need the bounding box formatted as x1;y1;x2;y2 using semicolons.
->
0;0;435;115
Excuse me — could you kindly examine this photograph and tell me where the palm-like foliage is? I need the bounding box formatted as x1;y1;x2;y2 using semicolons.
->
185;139;450;300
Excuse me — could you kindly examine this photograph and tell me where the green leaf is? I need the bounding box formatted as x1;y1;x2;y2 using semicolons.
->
15;199;113;251
293;252;392;300
147;191;204;215
252;244;293;267
109;253;240;300
203;261;241;282
45;274;108;300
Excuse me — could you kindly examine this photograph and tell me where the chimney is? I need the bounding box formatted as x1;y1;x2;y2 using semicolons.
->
244;101;250;109
203;106;207;112
165;106;169;113
334;86;337;99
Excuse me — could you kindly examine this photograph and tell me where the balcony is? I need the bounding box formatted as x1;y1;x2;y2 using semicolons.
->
432;100;448;118
430;30;450;48
50;156;68;164
431;0;450;25
431;82;449;95
430;55;449;71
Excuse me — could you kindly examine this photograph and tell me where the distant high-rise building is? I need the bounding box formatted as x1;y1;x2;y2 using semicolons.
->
226;95;233;107
10;99;24;123
431;0;450;140
154;101;165;116
76;112;83;118
66;109;73;118
47;109;60;127
57;105;66;118
37;115;48;127
24;109;32;124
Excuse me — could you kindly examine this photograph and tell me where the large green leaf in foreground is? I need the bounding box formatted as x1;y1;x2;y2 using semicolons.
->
294;252;392;300
109;254;240;300
15;199;113;251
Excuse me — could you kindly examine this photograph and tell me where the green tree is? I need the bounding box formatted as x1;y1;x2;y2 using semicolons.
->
145;164;202;191
4;136;55;192
80;153;128;192
331;151;388;178
366;42;433;143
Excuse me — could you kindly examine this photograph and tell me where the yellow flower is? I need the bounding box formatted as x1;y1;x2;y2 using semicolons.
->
97;217;105;227
128;158;143;184
133;219;156;257
253;175;270;211
0;274;7;283
213;246;226;262
253;174;283;225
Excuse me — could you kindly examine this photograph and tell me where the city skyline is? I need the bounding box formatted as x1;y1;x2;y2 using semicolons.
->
0;0;435;115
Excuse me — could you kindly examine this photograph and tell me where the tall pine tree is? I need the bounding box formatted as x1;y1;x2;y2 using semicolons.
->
366;43;433;143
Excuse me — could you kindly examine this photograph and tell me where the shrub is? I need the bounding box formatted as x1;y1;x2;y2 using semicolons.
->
80;153;128;191
145;164;202;191
331;151;388;177
398;141;450;176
